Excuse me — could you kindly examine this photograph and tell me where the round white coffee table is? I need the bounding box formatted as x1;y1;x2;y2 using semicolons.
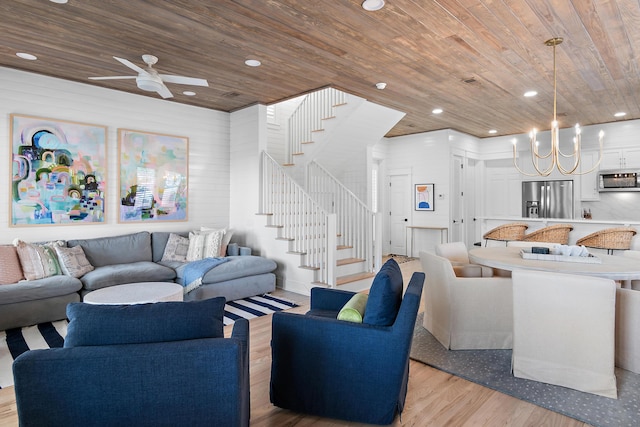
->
83;282;184;305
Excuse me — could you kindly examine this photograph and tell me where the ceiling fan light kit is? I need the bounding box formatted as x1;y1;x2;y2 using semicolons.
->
88;54;208;100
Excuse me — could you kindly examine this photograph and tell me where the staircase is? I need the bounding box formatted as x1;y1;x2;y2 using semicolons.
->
259;87;400;292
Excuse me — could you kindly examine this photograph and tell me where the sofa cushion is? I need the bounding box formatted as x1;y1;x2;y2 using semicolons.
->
54;246;94;278
172;255;277;284
79;261;176;291
0;245;25;284
0;275;83;305
161;233;190;262
64;297;226;347
363;258;403;326
67;232;152;267
14;240;64;280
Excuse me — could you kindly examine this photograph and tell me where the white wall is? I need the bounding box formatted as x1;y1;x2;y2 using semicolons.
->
382;129;452;253
1;67;230;245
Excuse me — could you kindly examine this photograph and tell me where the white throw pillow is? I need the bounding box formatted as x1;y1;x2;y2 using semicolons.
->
187;228;226;261
201;227;231;257
161;233;190;262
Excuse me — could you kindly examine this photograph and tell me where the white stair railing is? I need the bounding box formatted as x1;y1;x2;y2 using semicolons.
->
306;161;375;273
287;87;347;164
260;151;336;286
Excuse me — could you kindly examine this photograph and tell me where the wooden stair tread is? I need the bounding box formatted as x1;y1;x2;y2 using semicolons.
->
337;257;365;266
336;272;375;286
337;245;352;250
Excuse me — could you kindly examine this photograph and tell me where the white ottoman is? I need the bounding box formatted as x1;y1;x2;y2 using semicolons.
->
83;282;183;305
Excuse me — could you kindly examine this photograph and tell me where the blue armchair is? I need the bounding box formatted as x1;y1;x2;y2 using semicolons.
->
12;298;250;427
270;259;425;425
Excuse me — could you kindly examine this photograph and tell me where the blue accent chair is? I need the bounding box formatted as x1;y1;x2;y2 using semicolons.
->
270;259;425;425
12;298;250;427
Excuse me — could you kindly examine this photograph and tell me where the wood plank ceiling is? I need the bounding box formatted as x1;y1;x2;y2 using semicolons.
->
1;0;639;138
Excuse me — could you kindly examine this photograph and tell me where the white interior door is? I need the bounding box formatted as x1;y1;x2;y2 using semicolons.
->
388;174;410;255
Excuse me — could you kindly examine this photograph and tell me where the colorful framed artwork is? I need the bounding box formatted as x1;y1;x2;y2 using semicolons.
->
415;183;434;211
10;114;107;226
118;129;188;223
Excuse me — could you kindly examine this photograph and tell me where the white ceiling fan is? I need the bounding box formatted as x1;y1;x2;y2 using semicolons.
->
89;54;208;99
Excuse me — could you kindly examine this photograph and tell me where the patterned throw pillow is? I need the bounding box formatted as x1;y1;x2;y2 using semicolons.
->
161;233;190;262
200;227;233;257
54;245;94;278
186;228;226;261
13;239;64;280
0;245;25;284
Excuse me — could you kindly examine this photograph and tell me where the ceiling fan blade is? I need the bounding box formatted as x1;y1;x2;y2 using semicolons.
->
113;56;148;75
157;83;174;99
88;76;137;80
159;75;209;87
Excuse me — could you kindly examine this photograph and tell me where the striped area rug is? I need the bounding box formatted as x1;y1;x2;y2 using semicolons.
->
0;294;298;389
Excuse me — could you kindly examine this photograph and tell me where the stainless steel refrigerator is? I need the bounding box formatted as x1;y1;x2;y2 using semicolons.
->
522;180;574;219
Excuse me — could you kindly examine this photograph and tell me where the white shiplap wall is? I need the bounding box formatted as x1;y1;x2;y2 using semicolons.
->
1;67;230;245
382;129;452;253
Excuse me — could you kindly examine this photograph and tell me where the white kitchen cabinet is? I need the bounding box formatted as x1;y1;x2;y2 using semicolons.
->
600;148;640;170
579;150;600;201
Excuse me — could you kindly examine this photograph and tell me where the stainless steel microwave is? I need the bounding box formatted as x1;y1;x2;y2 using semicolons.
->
598;170;640;192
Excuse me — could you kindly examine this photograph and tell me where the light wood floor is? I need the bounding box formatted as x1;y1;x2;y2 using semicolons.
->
0;259;588;427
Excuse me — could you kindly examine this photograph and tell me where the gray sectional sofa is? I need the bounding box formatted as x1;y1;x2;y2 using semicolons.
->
0;231;277;330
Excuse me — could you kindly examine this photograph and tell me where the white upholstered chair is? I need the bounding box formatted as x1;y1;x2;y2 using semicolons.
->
419;251;513;350
616;287;640;374
435;242;493;277
511;269;617;399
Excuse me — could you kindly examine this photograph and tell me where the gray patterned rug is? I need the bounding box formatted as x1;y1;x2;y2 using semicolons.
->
410;313;640;427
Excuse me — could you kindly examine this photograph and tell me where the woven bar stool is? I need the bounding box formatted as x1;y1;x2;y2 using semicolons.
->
483;222;529;246
576;227;637;255
521;224;574;245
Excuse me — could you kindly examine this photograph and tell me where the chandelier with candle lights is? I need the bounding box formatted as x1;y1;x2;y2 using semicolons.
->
513;38;604;177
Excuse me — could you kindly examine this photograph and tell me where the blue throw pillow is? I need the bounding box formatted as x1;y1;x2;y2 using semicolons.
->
64;297;225;348
363;258;403;326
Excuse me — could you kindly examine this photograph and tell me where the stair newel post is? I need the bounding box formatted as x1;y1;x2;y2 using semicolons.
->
373;211;382;272
327;213;337;287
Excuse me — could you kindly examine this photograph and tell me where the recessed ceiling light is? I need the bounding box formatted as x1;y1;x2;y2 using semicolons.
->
432;108;443;114
16;52;37;60
524;90;538;97
614;112;626;117
49;0;68;3
362;0;385;11
375;82;387;90
182;91;196;96
245;59;261;67
488;129;497;134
